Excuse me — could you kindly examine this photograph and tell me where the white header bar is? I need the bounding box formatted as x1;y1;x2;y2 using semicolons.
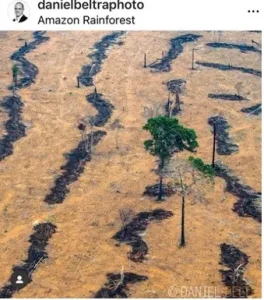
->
0;0;263;30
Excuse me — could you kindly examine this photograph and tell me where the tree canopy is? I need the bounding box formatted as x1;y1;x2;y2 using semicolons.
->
188;156;215;178
143;116;198;161
12;64;19;76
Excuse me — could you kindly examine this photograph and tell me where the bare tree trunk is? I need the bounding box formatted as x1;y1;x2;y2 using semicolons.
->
81;131;88;154
14;73;18;87
191;48;195;70
158;157;165;200
175;92;181;112
212;123;216;167
167;92;171;117
180;195;186;247
90;129;94;155
158;175;163;201
12;85;15;97
13;74;17;94
115;129;119;149
167;99;171;117
84;138;89;154
114;266;125;291
144;53;147;68
160;157;165;169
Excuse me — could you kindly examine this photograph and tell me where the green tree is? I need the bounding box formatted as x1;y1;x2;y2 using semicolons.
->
167;157;215;247
12;64;19;96
12;64;19;86
143;116;198;200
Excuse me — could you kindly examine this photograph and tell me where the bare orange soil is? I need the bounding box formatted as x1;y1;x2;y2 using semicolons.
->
0;31;261;298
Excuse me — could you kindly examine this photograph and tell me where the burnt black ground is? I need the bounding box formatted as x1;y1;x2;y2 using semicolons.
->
206;42;261;54
166;79;186;94
79;31;125;86
219;243;253;298
10;31;49;89
208;94;246;101
94;272;148;298
45;32;125;205
44;130;106;204
86;92;114;126
0;96;25;160
0;31;49;161
113;209;173;263
208;116;239;155
241;103;261;116
149;34;202;72
196;61;261;77
0;223;56;298
143;183;176;198
215;162;261;222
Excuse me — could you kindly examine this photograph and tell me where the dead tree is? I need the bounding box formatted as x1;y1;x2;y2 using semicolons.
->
78;116;95;155
212;123;216;167
113;266;125;291
87;117;94;154
78;120;87;154
167;92;172;117
166;158;214;247
143;53;147;68
12;84;16;97
252;39;261;47
110;119;124;150
175;91;181;112
119;208;134;227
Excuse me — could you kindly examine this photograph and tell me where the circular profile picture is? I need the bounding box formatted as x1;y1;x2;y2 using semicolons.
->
8;0;30;23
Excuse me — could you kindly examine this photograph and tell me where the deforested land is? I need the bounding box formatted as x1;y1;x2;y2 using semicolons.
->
0;31;261;298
